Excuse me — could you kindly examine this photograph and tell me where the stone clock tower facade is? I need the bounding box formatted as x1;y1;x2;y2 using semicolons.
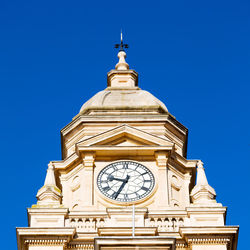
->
17;45;239;250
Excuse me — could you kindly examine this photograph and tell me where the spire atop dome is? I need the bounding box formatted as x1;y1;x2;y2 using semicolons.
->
115;31;129;70
75;35;169;117
106;33;138;88
115;50;129;70
115;30;129;52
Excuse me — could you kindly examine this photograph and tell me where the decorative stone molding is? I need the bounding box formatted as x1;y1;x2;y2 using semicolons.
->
24;239;68;246
66;243;94;249
71;176;81;192
155;151;169;168
16;227;76;250
94;237;176;250
68;212;187;234
69;216;106;232
83;152;95;168
187;236;231;247
146;216;184;232
60;162;84;182
180;226;239;250
98;227;158;236
176;241;188;249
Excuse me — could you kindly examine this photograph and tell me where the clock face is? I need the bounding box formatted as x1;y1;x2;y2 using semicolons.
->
97;161;155;202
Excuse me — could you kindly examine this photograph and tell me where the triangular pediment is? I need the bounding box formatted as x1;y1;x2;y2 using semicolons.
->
76;124;174;147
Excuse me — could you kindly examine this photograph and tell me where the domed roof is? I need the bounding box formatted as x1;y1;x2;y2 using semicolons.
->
78;88;168;115
76;45;168;116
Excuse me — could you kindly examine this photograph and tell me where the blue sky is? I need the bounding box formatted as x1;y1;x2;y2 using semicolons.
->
0;0;249;249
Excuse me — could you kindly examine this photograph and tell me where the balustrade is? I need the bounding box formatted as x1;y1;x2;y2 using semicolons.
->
68;215;184;233
69;217;106;232
146;216;184;232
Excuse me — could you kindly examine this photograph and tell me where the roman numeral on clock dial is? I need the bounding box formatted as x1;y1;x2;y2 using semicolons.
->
141;186;149;192
102;186;111;192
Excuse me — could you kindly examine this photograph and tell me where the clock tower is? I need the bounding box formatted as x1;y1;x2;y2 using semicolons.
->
17;41;239;250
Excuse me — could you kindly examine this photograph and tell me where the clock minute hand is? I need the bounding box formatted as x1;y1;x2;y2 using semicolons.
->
113;175;130;199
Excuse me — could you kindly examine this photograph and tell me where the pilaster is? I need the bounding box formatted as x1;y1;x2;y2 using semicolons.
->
82;152;95;206
183;172;191;207
155;151;170;207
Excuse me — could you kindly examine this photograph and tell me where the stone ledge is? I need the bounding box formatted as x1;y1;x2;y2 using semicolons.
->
16;227;76;250
179;226;239;235
94;236;176;250
98;227;158;236
179;226;239;250
16;227;76;236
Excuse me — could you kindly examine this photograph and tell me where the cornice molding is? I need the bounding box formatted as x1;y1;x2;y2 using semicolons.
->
25;239;68;246
76;124;174;147
61;114;171;137
176;242;188;248
180;226;239;250
16;227;76;249
67;243;94;249
187;235;231;246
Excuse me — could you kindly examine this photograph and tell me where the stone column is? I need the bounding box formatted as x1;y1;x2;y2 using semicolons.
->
155;151;169;207
183;172;191;207
82;152;95;206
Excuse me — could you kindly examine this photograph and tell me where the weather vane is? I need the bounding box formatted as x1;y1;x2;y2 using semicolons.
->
115;31;129;51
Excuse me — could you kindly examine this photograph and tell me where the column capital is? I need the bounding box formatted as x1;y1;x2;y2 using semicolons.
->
184;172;192;181
155;151;169;168
83;152;96;168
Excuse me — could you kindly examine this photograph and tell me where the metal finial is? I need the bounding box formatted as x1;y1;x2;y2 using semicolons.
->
115;31;129;51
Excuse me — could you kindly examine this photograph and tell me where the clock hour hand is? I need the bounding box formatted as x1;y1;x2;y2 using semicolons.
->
113;175;130;199
108;175;128;182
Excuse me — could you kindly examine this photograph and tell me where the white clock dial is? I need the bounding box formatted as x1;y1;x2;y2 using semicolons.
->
97;161;155;202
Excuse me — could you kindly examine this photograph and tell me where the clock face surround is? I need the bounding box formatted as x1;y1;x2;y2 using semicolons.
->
97;161;155;203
